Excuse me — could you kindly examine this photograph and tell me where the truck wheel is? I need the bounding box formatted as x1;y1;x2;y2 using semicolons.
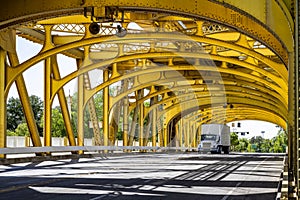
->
217;146;221;154
224;147;229;154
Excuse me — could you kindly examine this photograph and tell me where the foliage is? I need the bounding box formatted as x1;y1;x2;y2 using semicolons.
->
230;132;239;151
231;130;287;153
269;131;287;153
7;130;17;136
235;138;249;152
29;95;44;133
15;123;30;136
6;97;24;131
6;95;43;134
51;107;67;137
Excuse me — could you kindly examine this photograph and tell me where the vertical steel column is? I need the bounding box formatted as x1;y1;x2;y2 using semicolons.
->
192;123;196;147
103;69;109;147
175;123;179;150
0;48;6;158
157;115;163;147
77;59;84;151
180;119;183;148
163;125;168;147
42;25;53;148
295;0;300;194
8;52;42;147
123;80;129;147
138;90;144;148
44;57;52;147
128;107;138;146
152;99;157;149
184;119;187;148
187;121;190;149
51;56;76;146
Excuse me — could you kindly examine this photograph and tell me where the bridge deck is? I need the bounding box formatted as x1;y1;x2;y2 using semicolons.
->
0;153;283;200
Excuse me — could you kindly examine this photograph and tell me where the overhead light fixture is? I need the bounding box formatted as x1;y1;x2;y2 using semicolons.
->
89;22;100;35
116;25;127;37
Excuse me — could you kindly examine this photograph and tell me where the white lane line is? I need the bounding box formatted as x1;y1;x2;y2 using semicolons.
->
220;157;269;200
220;182;242;200
90;195;107;200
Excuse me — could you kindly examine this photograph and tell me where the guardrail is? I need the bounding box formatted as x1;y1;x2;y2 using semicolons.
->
0;146;198;164
0;146;197;154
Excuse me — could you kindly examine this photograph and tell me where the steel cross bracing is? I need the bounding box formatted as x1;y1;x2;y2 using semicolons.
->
0;0;291;153
0;0;296;193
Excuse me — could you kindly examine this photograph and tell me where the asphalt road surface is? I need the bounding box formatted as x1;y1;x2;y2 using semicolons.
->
0;153;284;200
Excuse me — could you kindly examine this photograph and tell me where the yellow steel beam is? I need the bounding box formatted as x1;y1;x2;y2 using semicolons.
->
110;74;287;113
103;69;109;148
138;90;144;148
76;60;85;153
83;65;286;110
0;48;6;158
5;33;287;94
122;79;129;147
158;96;287;124
8;52;42;147
0;0;292;64
51;56;76;146
110;75;287;112
6;33;287;100
44;57;52;147
43;26;54;147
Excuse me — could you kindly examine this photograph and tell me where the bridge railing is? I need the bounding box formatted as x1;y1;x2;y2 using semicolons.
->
0;145;197;156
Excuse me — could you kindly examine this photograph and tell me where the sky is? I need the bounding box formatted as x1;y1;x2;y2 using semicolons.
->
9;36;283;140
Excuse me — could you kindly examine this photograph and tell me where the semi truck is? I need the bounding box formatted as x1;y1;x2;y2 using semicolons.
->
197;124;230;154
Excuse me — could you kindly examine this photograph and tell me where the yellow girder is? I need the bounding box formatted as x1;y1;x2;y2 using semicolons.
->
0;0;294;160
0;0;293;64
5;33;286;94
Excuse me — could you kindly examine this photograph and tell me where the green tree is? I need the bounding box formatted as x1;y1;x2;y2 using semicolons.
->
6;97;23;131
230;132;239;151
15;123;30;136
250;136;264;152
29;95;44;133
270;131;287;153
236;138;249;152
7;130;17;136
7;95;43;134
260;139;271;152
51;107;67;137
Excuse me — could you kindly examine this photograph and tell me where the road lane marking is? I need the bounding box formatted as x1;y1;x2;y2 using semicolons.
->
221;182;242;200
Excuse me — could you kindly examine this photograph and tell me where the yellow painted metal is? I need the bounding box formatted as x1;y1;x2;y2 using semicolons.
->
0;0;294;167
44;57;52;147
112;76;287;118
138;90;144;148
158;96;287;128
123;80;129;147
8;52;42;147
85;64;286;113
103;69;109;147
85;76;102;146
152;103;157;149
51;56;76;146
1;0;293;63
77;59;84;153
6;33;287;94
43;25;54;148
0;48;6;158
288;50;297;179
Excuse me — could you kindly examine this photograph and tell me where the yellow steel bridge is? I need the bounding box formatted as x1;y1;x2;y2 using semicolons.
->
0;0;298;197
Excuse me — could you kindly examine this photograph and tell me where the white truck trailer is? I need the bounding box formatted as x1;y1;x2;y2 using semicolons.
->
197;124;230;154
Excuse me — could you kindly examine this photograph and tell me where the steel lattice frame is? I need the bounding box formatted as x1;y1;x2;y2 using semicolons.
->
0;0;295;178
